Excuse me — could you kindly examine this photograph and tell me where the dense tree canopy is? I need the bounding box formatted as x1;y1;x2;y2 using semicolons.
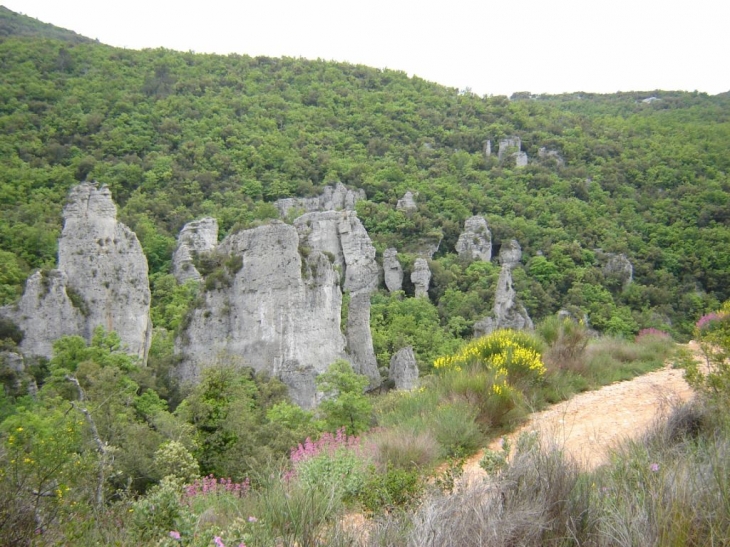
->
0;16;728;342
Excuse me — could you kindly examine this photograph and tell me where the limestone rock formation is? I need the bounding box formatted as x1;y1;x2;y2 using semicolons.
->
5;183;152;361
295;211;380;386
455;216;492;261
389;346;419;390
171;218;219;283
484;140;492;157
411;258;431;299
275;182;365;218
514;151;529;167
396;191;418;212
602;253;633;288
499;239;523;266
413;235;442;259
473;240;533;337
498;137;521;161
383;248;404;292
177;222;347;407
58;183;152;359
10;270;85;359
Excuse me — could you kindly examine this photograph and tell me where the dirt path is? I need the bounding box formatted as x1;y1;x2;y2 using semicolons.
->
462;342;702;478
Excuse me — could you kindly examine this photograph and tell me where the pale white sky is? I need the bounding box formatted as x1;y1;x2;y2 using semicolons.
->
5;0;729;97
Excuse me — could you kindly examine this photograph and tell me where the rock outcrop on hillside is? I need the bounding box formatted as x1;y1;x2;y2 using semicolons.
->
389;346;419;390
171;217;218;283
473;240;533;337
176;222;347;407
498;137;521;161
396;191;418;212
383;248;404;292
5;183;152;361
455;216;492;261
275;182;365;218
411;258;431;299
294;211;380;387
602;253;633;288
10;270;85;359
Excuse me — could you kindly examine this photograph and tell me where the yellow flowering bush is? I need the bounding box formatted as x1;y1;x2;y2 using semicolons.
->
434;329;545;384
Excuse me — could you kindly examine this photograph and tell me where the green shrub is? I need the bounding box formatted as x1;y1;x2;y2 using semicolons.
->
539;315;590;373
431;401;483;457
131;477;195;544
359;467;423;513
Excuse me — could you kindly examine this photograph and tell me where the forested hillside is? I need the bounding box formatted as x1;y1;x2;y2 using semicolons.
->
1;12;729;342
4;11;730;546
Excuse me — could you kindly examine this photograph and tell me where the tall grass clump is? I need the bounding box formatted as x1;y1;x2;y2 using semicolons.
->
369;426;440;471
539;315;591;373
406;432;585;547
583;332;674;386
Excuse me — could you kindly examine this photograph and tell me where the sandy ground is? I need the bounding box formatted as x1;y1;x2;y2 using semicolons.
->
461;342;703;478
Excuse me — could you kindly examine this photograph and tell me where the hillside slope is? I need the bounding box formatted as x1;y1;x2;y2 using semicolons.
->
0;8;729;348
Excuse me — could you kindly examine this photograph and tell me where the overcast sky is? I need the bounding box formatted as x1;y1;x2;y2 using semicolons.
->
5;0;729;97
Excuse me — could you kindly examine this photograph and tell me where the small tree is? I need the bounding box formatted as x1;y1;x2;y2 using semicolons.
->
316;360;372;435
684;302;730;405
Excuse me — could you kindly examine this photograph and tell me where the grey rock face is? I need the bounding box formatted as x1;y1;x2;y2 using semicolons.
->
58;183;152;360
473;240;533;337
295;211;380;386
275;182;365;218
11;270;85;359
7;183;152;361
413;235;442;259
177;222;347;402
396;191;418;212
411;258;431;299
484;140;492;157
499;239;523;267
383;248;404;292
389;346;419;390
514;151;529;167
294;211;379;295
498;137;521;161
278;360;318;409
172;218;219;283
455;216;492;261
602;253;633;288
345;291;380;387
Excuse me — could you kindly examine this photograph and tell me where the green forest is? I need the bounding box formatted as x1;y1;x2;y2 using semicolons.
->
1;8;729;342
2;8;730;546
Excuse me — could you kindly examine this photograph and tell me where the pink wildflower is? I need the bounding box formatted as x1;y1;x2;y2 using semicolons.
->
169;530;181;540
248;516;258;523
696;312;727;330
214;536;225;547
650;463;660;472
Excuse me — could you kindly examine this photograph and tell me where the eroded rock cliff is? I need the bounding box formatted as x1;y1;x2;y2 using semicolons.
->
455;216;492;261
171;217;219;283
473;240;533;337
6;183;152;361
275;182;365;218
294;211;380;387
176;222;350;407
383;248;404;292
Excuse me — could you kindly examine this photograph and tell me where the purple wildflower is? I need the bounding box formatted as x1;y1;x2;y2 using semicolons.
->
169;530;181;540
